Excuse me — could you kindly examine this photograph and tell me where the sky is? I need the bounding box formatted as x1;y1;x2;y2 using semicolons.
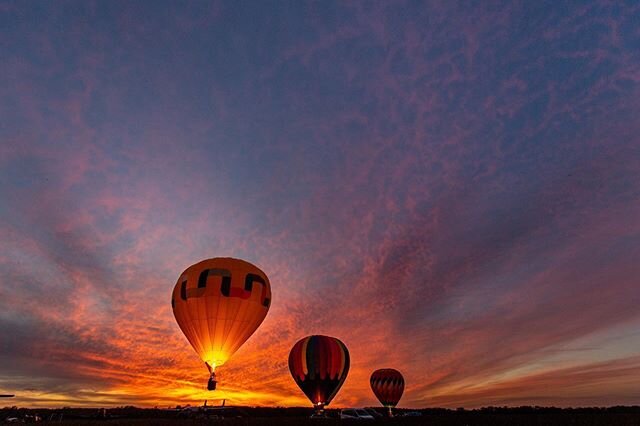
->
1;0;639;409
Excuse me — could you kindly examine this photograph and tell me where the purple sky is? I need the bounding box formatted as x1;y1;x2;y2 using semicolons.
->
1;0;639;408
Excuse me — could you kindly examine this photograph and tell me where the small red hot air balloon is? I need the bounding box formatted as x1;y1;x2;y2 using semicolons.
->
288;335;350;417
370;368;404;416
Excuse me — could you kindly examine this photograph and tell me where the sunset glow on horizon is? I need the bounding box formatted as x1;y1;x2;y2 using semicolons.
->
1;1;639;409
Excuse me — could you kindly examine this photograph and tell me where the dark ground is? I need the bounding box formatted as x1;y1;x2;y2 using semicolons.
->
2;406;640;425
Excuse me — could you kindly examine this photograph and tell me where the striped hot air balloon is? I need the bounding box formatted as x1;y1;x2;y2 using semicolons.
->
370;368;404;416
288;335;350;416
172;257;272;390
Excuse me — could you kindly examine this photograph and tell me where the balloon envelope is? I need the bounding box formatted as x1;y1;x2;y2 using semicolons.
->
288;335;350;408
172;258;271;374
370;368;404;408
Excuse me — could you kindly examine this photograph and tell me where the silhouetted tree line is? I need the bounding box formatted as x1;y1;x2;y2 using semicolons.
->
2;405;640;425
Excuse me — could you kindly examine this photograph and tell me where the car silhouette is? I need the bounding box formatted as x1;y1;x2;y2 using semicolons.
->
340;408;375;420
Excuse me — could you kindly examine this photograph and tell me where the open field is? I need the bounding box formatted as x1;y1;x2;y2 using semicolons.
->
2;407;640;426
26;416;640;426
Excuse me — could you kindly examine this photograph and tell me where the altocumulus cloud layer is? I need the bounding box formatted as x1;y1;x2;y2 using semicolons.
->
1;0;639;408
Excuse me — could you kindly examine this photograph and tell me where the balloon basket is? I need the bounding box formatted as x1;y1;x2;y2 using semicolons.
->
207;372;217;391
311;403;327;419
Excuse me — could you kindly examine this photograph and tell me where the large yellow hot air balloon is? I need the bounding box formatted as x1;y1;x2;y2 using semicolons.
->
171;257;272;390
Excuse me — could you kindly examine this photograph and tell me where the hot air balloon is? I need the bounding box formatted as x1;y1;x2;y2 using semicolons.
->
171;257;271;390
288;335;350;417
370;368;404;417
